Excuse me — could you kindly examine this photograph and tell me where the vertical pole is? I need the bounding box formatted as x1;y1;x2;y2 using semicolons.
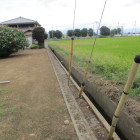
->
52;27;53;39
79;61;91;98
93;23;94;38
68;37;74;85
108;54;140;140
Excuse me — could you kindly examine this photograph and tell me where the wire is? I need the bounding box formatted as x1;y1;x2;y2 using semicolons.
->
68;0;76;85
72;0;76;33
89;0;108;60
78;0;108;97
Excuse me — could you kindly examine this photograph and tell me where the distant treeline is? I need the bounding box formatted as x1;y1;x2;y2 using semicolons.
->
48;26;122;39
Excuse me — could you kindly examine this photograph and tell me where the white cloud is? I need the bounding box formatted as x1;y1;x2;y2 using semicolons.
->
0;0;139;32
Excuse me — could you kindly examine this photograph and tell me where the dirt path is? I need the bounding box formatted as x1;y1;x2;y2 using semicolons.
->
0;49;78;140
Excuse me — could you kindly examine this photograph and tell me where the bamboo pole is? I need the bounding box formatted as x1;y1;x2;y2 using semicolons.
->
68;37;74;85
108;54;140;140
79;61;91;98
0;81;10;84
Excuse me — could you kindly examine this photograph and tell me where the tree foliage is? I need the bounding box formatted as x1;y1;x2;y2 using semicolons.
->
110;28;122;36
74;29;81;37
88;28;93;37
49;30;62;39
55;30;62;39
100;26;110;36
32;27;46;48
32;27;45;43
49;30;55;38
81;28;88;37
0;26;28;57
67;30;73;37
44;32;48;39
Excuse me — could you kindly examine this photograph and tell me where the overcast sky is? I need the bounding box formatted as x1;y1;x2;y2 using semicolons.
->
0;0;140;32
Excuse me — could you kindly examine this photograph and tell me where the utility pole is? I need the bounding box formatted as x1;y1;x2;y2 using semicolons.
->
52;27;53;39
134;20;137;34
117;22;119;35
95;21;99;35
93;23;94;37
121;25;124;36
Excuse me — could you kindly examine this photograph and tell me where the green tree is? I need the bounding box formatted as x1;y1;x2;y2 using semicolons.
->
55;30;62;39
44;32;48;39
117;28;121;34
67;30;73;37
49;30;55;38
32;27;45;48
74;29;81;37
88;28;93;37
110;28;122;36
110;29;117;36
81;28;88;37
100;26;110;36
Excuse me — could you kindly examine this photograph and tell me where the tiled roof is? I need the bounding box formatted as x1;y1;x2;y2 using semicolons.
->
0;17;40;25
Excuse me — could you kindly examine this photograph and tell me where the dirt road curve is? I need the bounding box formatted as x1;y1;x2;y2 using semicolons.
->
0;49;78;140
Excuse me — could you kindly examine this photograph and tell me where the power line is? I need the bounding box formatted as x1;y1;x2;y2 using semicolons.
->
72;0;76;32
79;0;108;97
89;0;108;60
68;0;77;85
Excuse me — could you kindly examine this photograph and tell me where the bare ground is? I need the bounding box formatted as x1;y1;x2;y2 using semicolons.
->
0;49;78;140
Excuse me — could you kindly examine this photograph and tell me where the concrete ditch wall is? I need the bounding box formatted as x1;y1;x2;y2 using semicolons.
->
50;48;140;140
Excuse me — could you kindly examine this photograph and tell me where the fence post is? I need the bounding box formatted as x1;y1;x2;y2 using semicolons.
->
108;54;140;140
68;37;74;85
79;61;91;98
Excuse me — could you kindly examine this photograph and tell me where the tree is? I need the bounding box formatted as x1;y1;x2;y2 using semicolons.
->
88;28;93;37
67;30;73;37
44;32;48;39
117;28;121;34
110;28;122;36
100;26;110;36
49;30;55;38
74;29;81;37
110;29;117;36
32;27;46;48
81;28;88;37
55;30;62;39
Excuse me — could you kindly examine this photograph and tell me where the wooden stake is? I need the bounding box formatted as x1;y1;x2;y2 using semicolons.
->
79;61;91;98
0;81;10;84
108;54;140;140
68;37;74;85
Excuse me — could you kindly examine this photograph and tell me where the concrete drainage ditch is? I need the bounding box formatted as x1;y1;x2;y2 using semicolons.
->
49;47;140;140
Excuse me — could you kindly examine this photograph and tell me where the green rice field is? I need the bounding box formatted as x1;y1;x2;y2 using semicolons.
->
48;36;140;96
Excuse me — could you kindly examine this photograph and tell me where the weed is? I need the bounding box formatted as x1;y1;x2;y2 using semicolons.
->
0;88;9;94
0;109;7;116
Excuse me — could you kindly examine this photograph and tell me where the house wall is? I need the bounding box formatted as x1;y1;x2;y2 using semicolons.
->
25;31;32;46
26;35;32;45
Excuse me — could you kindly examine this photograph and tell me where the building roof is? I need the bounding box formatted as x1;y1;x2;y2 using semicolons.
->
0;17;41;25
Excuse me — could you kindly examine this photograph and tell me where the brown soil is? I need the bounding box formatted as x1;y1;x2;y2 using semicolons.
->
0;49;78;140
75;64;140;124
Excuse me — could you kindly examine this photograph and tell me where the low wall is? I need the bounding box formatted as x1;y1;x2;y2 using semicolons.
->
50;47;140;140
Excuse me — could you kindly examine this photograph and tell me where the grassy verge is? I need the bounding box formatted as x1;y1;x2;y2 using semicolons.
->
0;88;16;116
48;36;140;96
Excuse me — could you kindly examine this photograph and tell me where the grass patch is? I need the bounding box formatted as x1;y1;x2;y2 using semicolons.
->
30;44;39;49
0;88;16;116
0;88;9;94
48;36;140;96
0;109;7;116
